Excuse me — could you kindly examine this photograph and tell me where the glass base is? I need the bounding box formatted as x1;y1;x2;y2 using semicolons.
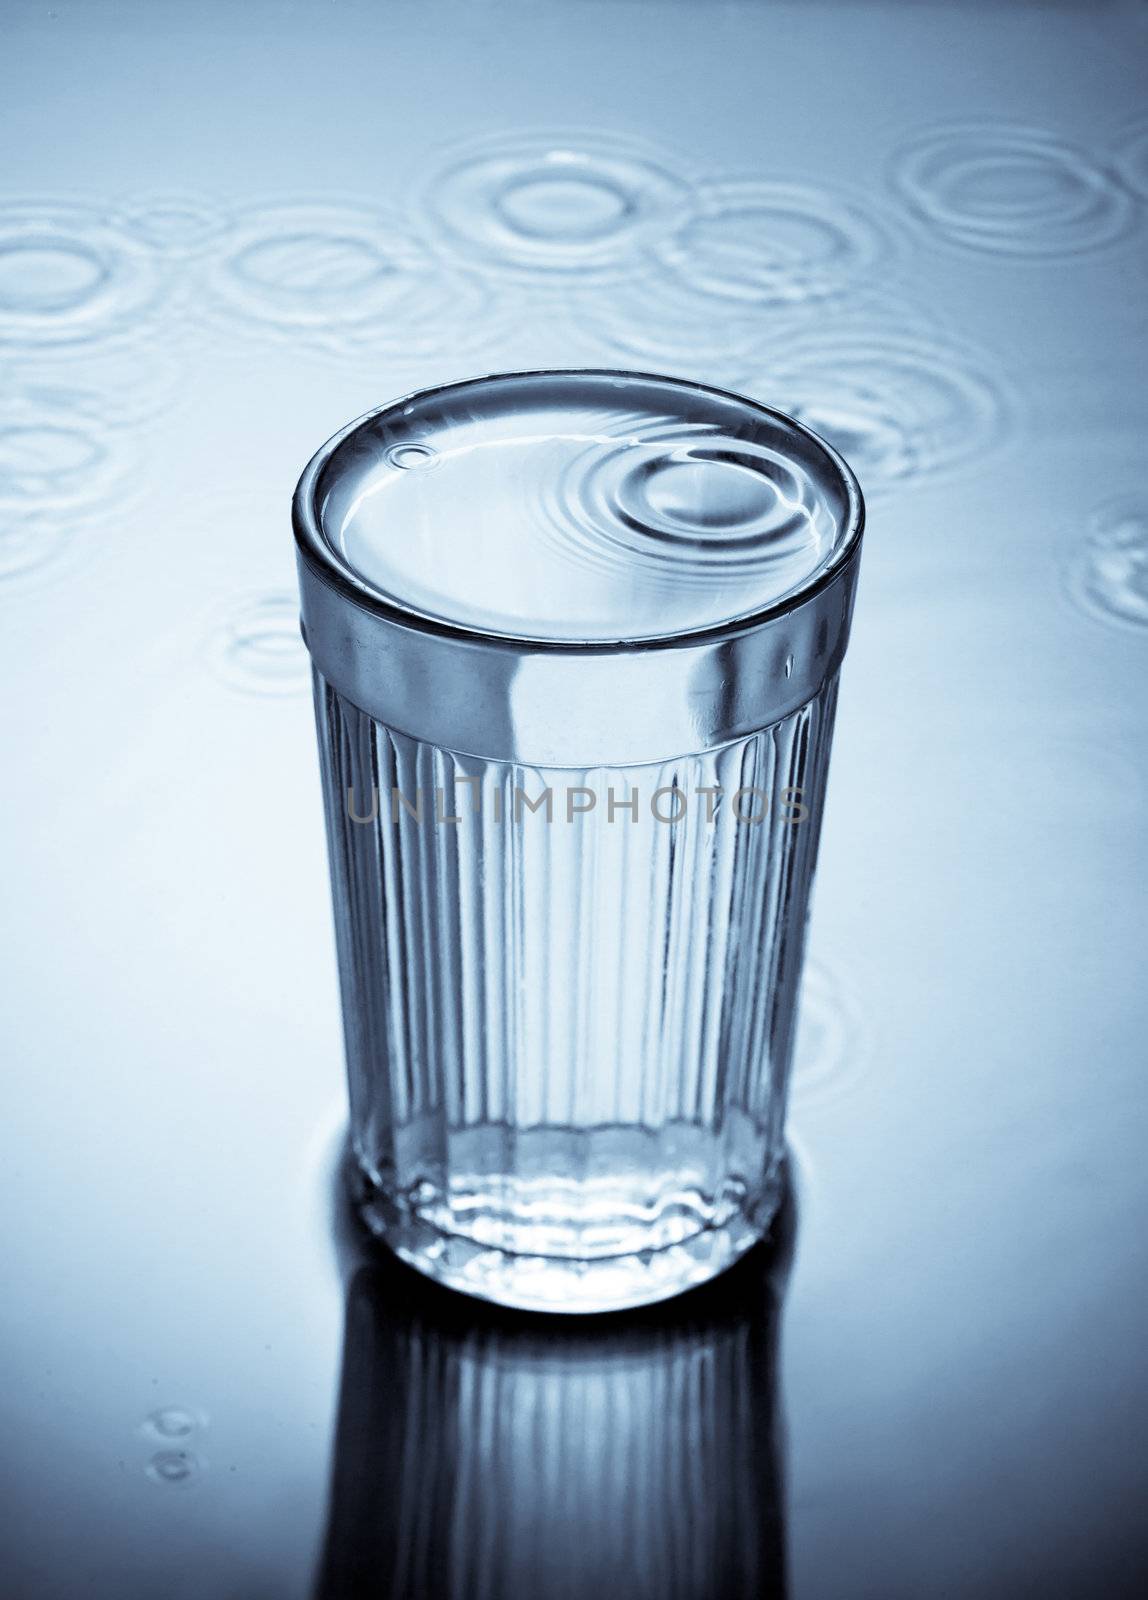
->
346;1152;784;1314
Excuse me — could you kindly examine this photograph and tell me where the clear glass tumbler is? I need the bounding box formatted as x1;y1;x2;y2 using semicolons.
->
294;370;863;1312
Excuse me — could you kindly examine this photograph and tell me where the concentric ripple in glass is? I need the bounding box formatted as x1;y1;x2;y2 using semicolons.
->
321;371;848;643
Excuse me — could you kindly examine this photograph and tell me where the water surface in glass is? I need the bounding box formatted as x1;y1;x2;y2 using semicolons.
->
318;371;851;642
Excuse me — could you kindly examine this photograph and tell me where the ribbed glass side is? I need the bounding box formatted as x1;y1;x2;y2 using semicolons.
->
313;668;838;1310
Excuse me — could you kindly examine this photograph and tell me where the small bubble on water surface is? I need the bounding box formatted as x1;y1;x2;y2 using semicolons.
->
386;442;437;470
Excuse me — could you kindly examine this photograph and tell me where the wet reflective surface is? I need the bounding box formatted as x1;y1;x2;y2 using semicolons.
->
318;1167;793;1599
2;0;1148;1595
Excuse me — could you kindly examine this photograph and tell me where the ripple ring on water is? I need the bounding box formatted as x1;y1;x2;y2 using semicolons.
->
572;265;782;375
418;129;697;277
112;190;233;257
536;420;833;591
653;177;892;306
790;959;869;1112
210;202;423;329
206;590;310;696
206;199;502;356
0;200;168;346
0;388;128;515
739;328;1011;488
889;121;1134;256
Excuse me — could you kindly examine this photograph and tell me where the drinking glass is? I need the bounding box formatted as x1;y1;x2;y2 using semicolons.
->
294;369;863;1312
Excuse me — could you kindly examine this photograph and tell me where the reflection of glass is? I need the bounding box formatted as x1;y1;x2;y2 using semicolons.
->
315;1172;794;1600
295;371;863;1312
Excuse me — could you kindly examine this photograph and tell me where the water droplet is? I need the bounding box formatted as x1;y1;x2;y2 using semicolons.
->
655;177;892;305
1066;496;1148;631
146;1449;202;1486
0;201;168;347
784;654;794;679
420;130;695;276
208;592;309;696
890;122;1133;256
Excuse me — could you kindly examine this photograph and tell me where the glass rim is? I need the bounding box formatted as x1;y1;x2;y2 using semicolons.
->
292;367;866;657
